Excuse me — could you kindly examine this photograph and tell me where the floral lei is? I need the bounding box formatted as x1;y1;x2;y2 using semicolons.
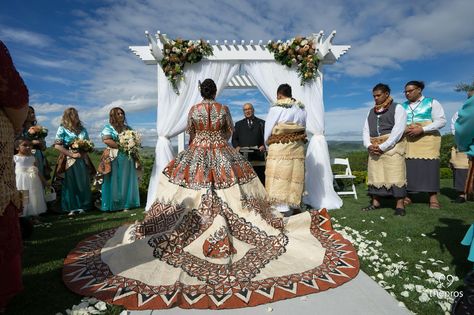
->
273;98;305;109
374;96;393;114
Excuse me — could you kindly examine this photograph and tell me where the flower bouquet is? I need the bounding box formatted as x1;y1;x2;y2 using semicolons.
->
27;125;48;140
161;38;214;94
118;130;142;160
267;35;320;86
71;139;95;153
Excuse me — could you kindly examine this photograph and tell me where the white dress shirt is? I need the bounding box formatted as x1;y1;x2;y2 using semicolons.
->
451;111;459;135
406;96;446;132
264;105;307;145
363;104;407;152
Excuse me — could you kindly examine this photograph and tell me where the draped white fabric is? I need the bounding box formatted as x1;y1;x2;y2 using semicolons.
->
243;62;342;209
145;61;239;210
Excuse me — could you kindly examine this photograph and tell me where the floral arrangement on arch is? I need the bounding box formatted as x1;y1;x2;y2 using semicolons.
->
161;38;214;94
118;129;142;161
27;125;48;140
267;35;319;86
71;139;94;153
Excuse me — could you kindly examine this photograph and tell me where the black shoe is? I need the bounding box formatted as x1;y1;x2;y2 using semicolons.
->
452;196;466;204
394;208;406;216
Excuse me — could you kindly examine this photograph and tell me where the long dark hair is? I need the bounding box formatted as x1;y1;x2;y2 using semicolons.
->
199;79;217;100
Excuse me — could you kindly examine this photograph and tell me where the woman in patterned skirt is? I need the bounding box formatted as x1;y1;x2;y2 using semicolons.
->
0;40;28;314
63;79;359;310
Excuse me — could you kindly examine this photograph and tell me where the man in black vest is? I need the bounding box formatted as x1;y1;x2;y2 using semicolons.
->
362;83;408;216
232;103;266;184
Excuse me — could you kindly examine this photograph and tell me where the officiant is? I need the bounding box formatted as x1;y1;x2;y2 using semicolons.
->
232;103;266;184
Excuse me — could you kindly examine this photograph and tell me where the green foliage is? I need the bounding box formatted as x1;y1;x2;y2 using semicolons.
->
352;170;368;185
330;179;473;315
345;150;369;171
440;133;455;168
454;79;474;92
8;209;146;315
139;157;154;201
440;167;453;179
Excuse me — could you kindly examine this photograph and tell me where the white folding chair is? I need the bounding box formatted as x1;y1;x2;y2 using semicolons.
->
332;158;358;199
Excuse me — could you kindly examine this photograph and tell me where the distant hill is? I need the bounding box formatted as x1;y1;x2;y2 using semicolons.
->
140;143;364;159
327;141;365;158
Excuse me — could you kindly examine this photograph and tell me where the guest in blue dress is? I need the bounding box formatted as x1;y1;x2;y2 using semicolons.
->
53;108;95;213
98;107;140;211
22;106;51;181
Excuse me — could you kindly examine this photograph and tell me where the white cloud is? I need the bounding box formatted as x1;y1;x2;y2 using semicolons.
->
8;0;474;146
30;102;75;114
0;26;54;48
426;81;457;94
325;105;371;141
337;0;474;77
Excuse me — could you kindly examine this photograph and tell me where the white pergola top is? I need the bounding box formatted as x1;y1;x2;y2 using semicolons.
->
130;30;350;88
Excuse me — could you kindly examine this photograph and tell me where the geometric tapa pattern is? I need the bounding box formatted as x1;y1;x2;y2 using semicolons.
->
63;198;359;310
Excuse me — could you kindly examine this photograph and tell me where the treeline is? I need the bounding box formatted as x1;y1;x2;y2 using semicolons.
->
330;134;456;185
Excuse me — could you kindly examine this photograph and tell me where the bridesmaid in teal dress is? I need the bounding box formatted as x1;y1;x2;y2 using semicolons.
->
99;107;140;211
53;108;94;213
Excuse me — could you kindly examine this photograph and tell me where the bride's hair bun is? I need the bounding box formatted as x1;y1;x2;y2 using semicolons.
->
200;79;217;99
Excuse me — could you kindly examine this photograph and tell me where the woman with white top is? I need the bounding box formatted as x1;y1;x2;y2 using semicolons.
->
402;81;446;209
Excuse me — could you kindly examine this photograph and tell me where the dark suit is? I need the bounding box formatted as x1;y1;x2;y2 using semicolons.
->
232;116;266;184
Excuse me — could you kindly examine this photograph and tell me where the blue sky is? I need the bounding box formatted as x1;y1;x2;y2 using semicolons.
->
1;0;474;146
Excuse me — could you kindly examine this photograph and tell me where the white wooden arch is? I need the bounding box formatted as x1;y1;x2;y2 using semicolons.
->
130;30;350;210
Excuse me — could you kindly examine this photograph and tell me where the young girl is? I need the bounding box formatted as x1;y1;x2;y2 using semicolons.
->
14;137;47;218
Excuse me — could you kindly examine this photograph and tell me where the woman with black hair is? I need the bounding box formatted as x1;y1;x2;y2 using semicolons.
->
22;106;51;182
63;78;359;310
402;80;446;209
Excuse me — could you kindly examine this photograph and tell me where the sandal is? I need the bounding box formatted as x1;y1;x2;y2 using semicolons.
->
429;201;441;209
361;204;380;211
394;208;406;216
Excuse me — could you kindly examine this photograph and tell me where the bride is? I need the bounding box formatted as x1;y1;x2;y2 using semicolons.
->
63;78;359;310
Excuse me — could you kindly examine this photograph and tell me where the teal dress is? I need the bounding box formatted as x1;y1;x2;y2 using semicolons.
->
461;225;474;264
455;95;474;265
55;126;92;212
100;124;140;211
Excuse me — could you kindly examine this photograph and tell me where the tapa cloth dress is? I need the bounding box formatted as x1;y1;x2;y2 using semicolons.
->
63;101;359;310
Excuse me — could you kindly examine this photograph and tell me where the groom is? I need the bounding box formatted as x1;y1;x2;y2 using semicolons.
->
264;84;307;216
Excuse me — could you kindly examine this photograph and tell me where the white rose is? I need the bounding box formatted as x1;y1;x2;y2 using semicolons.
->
418;292;430;302
95;301;107;311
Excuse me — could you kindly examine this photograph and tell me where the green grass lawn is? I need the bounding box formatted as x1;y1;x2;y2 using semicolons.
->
5;179;474;314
